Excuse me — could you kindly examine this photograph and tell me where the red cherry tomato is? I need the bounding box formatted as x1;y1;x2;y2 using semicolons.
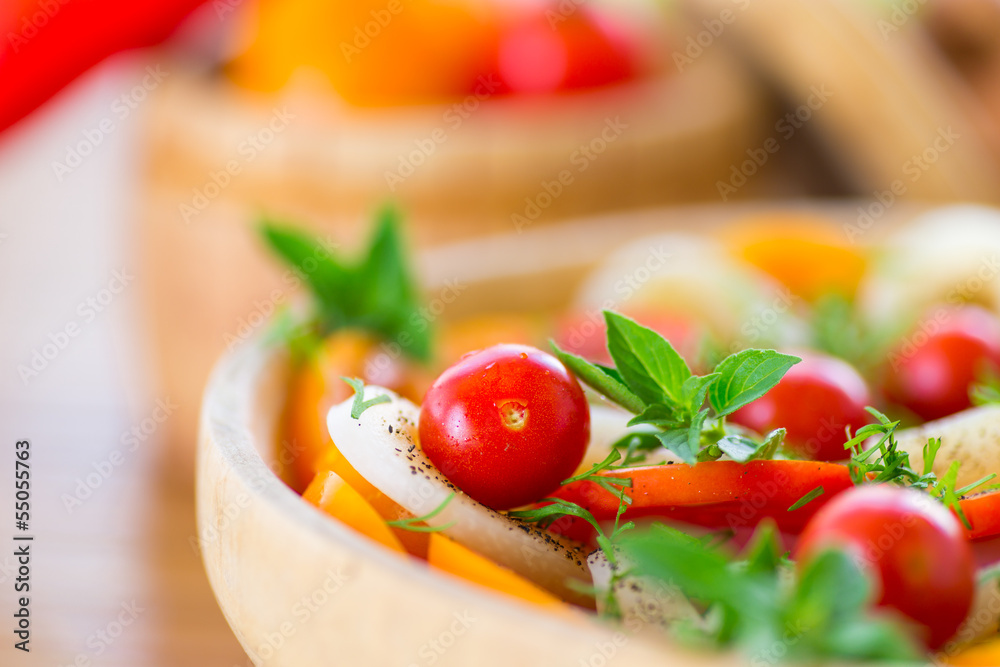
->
883;305;1000;422
418;344;590;510
496;6;638;94
729;352;872;461
796;485;975;649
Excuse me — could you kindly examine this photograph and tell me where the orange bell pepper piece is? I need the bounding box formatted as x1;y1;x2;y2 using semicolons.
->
304;470;405;553
724;215;868;301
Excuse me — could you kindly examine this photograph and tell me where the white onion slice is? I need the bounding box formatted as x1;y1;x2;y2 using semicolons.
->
327;386;592;606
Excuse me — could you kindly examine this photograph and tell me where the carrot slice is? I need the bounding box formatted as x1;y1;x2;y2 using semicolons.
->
304;470;405;553
428;533;563;607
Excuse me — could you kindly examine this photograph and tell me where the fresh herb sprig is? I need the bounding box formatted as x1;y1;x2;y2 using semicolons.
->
841;407;997;528
619;522;922;663
560;449;633;503
259;204;431;362
809;294;898;373
386;493;456;533
971;364;1000;406
843;407;936;488
510;491;635;615
552;311;800;465
343;377;391;419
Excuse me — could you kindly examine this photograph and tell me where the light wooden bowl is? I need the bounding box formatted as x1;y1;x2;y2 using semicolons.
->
196;328;744;666
195;201;933;666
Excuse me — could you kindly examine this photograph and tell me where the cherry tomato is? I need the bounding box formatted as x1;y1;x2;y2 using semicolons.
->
883;305;1000;422
796;485;975;649
495;6;638;95
418;344;590;510
730;352;872;461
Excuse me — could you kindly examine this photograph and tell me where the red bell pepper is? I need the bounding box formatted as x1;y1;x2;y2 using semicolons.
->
552;460;856;534
958;491;1000;540
0;0;208;135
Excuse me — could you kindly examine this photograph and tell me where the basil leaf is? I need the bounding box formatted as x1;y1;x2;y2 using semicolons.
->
741;522;782;574
550;342;645;414
627;403;682;428
657;428;697;465
605;311;692;408
610;432;662;466
681;373;719;414
757;428;786;461
688;409;709;462
596;364;627;386
716;434;760;463
259;205;431;361
708;349;801;417
350;205;431;361
259;220;352;325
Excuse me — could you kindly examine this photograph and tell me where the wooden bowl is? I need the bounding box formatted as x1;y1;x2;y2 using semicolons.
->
196;327;746;666
195;201;934;666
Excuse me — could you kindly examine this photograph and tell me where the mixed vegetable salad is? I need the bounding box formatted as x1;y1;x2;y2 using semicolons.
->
261;205;1000;665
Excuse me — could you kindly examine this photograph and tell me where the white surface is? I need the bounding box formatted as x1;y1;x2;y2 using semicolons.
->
0;54;153;416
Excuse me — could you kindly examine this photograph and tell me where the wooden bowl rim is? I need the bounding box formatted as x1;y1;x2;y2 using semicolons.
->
198;329;624;643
